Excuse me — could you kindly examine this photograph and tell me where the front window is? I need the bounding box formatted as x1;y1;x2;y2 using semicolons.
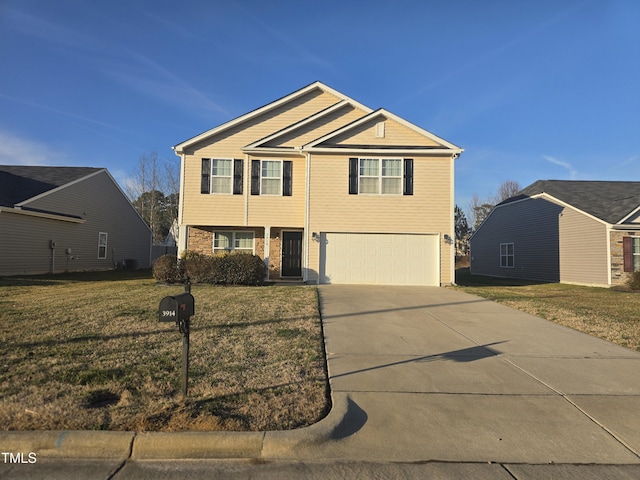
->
500;243;514;268
359;158;402;195
634;238;640;271
261;160;282;195
211;159;232;194
214;231;255;253
98;232;108;259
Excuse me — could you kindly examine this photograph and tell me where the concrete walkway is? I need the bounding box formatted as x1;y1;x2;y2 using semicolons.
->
285;285;640;465
2;285;640;478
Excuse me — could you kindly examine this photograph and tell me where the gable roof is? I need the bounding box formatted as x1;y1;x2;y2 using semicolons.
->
502;180;640;224
173;81;373;154
302;108;463;154
0;165;103;207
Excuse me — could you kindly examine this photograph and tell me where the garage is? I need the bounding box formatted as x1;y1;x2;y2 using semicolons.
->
319;232;440;286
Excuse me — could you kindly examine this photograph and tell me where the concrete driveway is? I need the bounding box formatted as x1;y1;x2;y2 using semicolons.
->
296;285;640;466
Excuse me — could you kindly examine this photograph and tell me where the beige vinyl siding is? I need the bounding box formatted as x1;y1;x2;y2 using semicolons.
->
265;104;365;148
471;196;609;285
558;205;608;286
328;117;443;147
1;171;151;275
181;89;343;226
0;212;82;275
307;153;453;284
247;156;305;227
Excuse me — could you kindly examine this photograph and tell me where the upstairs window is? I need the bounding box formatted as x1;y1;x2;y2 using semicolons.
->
250;160;292;196
500;243;514;268
349;158;413;195
261;160;282;195
358;158;402;195
211;159;232;193
201;158;243;194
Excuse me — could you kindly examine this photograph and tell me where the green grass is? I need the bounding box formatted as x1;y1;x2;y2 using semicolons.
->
454;268;640;351
0;270;328;432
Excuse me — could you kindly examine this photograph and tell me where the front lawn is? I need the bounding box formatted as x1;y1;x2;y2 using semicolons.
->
0;270;328;431
454;268;640;351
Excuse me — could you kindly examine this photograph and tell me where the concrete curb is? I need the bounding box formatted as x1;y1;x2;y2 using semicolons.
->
0;430;134;460
0;393;349;460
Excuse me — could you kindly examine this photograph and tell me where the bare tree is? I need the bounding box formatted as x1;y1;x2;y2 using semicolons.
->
468;180;521;231
496;179;521;203
129;152;179;244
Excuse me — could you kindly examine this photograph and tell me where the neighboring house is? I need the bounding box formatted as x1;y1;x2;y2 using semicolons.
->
0;166;152;276
173;81;463;286
470;180;640;287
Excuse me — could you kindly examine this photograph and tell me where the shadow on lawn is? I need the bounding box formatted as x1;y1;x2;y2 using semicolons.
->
455;267;551;287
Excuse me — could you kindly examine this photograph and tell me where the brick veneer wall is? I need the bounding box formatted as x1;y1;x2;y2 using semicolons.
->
610;230;637;286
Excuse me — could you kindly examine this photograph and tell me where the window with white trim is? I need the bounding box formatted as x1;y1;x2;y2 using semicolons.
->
261;160;282;195
634;237;640;271
211;158;233;194
213;231;255;253
359;158;402;195
500;243;514;268
98;232;108;259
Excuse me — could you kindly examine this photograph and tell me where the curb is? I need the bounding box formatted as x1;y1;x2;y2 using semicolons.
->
0;393;349;460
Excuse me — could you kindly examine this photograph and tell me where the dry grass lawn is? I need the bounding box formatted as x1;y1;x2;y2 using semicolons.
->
454;268;640;352
0;270;328;432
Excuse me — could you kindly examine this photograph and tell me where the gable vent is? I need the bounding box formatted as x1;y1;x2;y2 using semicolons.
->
375;121;385;138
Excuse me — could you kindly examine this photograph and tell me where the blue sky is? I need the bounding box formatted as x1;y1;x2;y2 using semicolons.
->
1;0;639;216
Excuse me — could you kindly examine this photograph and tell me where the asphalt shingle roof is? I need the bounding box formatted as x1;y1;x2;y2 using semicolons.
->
0;166;102;207
503;180;640;224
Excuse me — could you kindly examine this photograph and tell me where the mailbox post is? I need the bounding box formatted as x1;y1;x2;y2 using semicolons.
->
159;279;194;397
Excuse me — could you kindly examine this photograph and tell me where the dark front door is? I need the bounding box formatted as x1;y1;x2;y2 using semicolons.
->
281;231;303;277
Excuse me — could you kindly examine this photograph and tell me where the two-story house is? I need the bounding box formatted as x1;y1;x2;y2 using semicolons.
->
173;82;462;286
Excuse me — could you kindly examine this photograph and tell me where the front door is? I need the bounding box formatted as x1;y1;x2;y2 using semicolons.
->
281;231;303;277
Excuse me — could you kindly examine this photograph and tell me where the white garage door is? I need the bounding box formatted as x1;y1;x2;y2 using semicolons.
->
320;233;440;286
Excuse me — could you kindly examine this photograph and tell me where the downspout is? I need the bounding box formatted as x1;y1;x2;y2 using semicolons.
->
449;152;459;285
175;150;188;257
244;154;250;226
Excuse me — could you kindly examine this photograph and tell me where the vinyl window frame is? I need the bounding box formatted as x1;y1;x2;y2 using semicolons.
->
98;232;108;259
260;159;283;196
213;231;255;254
358;158;402;195
500;242;514;268
210;158;234;194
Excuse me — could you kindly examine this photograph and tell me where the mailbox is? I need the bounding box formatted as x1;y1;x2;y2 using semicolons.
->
159;292;194;322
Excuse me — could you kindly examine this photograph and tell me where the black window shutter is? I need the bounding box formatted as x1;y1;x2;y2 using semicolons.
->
201;158;211;194
251;160;260;195
403;158;414;196
233;159;243;195
283;161;292;196
348;158;358;194
623;236;633;272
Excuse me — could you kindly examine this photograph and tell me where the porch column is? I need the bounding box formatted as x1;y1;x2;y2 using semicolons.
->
264;226;270;281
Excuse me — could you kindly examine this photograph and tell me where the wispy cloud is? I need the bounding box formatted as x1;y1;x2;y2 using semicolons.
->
543;155;579;179
0;130;69;166
103;50;228;117
4;6;227;118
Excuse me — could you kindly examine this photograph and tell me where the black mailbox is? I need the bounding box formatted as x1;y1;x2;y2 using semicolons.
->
159;292;194;322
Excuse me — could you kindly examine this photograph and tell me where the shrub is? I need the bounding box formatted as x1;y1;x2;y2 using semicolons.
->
181;251;218;284
628;271;640;291
152;255;182;284
178;251;266;285
216;253;266;285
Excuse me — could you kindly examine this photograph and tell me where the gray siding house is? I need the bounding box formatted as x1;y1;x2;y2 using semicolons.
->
470;180;640;287
0;166;152;276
